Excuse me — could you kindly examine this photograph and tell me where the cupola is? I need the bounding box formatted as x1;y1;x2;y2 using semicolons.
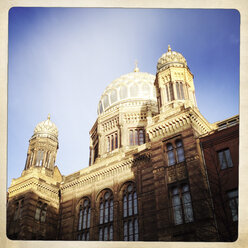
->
24;115;59;171
155;45;197;115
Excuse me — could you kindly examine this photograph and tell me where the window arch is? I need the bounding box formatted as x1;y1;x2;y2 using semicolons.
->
129;130;134;146
176;139;185;163
115;133;118;149
141;83;150;97
123;183;139;241
166;139;185;166
111;135;114;151
99;101;103;114
106;132;118;153
179;83;185;100
13;202;19;221
119;85;128;99
13;200;24;221
169;82;175;101
176;82;185;100
36;150;44;166
167;143;176;166
103;95;110;109
139;130;145;145
98;190;114;241
35;201;47;223
77;198;91;240
129;128;145;146
130;83;139;97
110;89;118;104
165;84;170;102
29;151;34;167
171;184;194;225
107;137;110;152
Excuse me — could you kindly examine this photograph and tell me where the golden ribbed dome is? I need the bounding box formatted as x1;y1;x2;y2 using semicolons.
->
98;68;157;115
33;114;58;138
157;45;187;72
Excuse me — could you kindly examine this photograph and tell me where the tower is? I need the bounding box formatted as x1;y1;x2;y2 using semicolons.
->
7;115;62;240
155;45;197;115
23;114;59;172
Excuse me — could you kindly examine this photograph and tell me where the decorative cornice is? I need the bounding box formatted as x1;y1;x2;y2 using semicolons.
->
8;177;60;207
147;108;213;140
60;158;134;192
101;115;119;132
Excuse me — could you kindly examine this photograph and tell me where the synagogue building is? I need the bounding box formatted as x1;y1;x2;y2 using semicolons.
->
7;45;239;241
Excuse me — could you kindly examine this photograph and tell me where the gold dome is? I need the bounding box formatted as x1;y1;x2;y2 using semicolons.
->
33;115;58;138
157;45;187;72
98;69;157;115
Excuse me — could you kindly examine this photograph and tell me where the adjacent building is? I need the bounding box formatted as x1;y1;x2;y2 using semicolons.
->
7;45;239;241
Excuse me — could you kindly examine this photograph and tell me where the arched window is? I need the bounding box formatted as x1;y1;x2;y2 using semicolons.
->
35;201;47;222
167;143;175;166
130;84;139;97
171;187;183;225
99;190;114;241
176;139;185;163
129;130;134;146
36;150;44;166
77;198;91;240
106;132;118;153
171;184;193;225
176;82;185;100
44;151;52;169
123;183;139;241
182;185;194;223
165;84;170;102
129;129;145;146
19;199;24;218
13;199;24;221
111;135;114;151
29;151;33;167
110;89;118;104
120;85;128;99
115;133;118;149
107;137;110;152
169;83;174;101
176;82;181;100
142;83;150;97
134;130;139;145
99;101;103;114
94;144;98;162
139;130;144;145
40;203;47;223
166;139;185;166
103;95;110;109
13;202;19;221
35;201;42;220
179;83;185;100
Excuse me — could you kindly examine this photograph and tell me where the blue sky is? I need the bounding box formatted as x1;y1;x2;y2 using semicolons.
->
8;8;240;187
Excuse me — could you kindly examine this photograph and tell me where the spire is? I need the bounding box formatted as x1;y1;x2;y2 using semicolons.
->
47;114;51;120
168;44;172;52
134;60;140;72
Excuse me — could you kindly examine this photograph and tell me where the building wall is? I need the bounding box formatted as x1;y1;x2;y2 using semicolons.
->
200;123;239;241
7;120;239;241
55;125;217;241
7;191;60;240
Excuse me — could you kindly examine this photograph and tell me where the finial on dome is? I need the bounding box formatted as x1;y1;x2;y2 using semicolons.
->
168;45;172;52
134;60;140;72
47;114;51;120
